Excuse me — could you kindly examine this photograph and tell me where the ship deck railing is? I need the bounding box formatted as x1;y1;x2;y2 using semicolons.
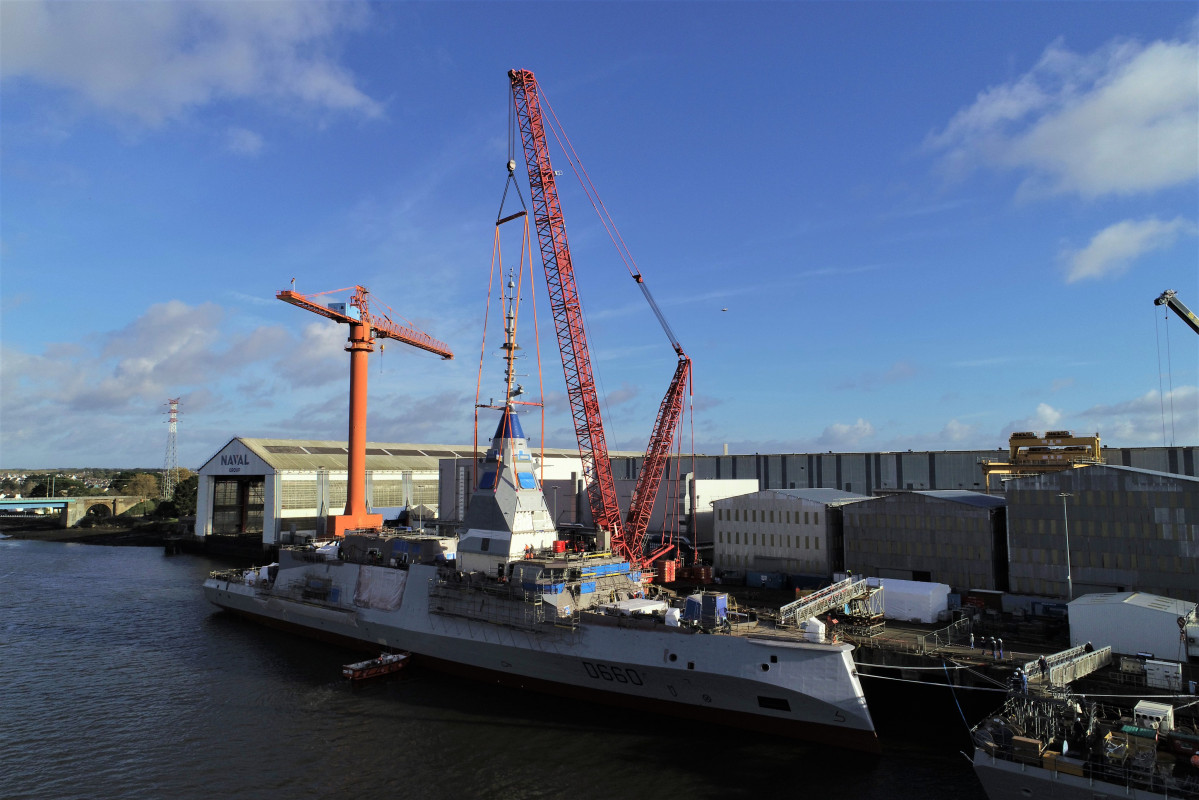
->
916;617;973;653
1020;644;1112;685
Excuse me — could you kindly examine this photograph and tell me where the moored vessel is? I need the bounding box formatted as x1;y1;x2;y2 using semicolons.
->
972;691;1199;799
342;651;410;681
203;277;878;753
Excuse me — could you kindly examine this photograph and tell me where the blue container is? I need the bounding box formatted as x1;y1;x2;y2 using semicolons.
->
330;587;340;603
580;581;596;594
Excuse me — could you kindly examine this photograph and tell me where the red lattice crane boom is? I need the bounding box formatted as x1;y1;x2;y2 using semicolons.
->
509;69;691;572
509;69;625;545
278;285;452;537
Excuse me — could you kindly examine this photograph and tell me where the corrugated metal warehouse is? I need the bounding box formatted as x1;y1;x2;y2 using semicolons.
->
841;490;1007;590
1005;465;1199;603
712;488;871;580
611;445;1196;493
196;437;473;548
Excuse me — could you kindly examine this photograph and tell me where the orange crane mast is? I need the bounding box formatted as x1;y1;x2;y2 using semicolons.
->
278;285;453;537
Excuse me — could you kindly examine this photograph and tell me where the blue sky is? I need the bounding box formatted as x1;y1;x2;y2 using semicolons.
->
2;1;1196;470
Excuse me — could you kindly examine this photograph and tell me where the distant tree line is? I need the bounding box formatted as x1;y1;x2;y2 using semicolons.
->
1;468;198;520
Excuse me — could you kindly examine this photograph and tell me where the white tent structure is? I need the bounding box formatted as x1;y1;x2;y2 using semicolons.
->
1068;592;1198;662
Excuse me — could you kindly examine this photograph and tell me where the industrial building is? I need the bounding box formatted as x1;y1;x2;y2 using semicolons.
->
1005;464;1199;603
712;488;870;582
1067;592;1198;662
195;437;473;550
198;439;1197;571
611;444;1195;495
841;491;1008;590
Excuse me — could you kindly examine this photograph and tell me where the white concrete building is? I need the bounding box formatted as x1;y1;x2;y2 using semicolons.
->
196;437;473;550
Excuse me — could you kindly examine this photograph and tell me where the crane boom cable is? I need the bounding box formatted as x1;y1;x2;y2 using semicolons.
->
1155;306;1168;446
539;89;640;280
540;90;683;352
1165;305;1176;446
521;217;548;483
473;227;504;489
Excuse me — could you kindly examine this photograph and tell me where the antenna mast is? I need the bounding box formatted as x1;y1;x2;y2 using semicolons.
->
163;398;180;500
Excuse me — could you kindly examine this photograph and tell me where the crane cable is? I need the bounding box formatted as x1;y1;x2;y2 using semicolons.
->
538;85;696;452
1154;302;1176;446
540;89;683;353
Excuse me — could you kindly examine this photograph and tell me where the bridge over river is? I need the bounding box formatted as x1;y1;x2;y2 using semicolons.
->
0;496;146;527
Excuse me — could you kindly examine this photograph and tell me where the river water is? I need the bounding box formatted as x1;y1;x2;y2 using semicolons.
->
0;538;986;799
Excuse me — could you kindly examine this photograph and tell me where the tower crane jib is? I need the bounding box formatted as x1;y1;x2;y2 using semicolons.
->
277;285;452;538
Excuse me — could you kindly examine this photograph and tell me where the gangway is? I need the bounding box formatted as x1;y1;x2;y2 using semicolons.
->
778;577;873;626
1023;644;1112;686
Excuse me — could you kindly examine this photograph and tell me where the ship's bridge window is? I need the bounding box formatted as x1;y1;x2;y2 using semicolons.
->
478;472;496;490
517;472;537;489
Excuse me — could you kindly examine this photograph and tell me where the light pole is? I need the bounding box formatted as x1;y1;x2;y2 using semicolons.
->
1058;492;1073;601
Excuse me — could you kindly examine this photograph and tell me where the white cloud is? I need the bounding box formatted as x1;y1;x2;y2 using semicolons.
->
816;418;875;449
0;301;306;467
927;31;1199;198
1064;216;1196;282
1076;387;1199;445
226;127;264;156
0;1;382;127
1004;402;1064;436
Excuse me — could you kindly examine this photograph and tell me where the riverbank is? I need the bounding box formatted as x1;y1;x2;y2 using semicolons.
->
0;517;188;546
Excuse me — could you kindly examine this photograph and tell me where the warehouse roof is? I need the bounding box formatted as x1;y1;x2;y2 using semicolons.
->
916;490;1006;509
1069;592;1198;619
1007;463;1199;486
713;488;872;507
203;437;584;473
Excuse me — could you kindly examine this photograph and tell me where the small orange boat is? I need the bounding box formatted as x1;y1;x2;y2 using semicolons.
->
341;652;409;681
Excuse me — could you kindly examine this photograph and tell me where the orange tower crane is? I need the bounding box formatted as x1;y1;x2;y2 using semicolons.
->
278;285;453;537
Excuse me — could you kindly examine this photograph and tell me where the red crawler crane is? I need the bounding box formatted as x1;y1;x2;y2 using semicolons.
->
278;285;453;537
508;69;691;573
